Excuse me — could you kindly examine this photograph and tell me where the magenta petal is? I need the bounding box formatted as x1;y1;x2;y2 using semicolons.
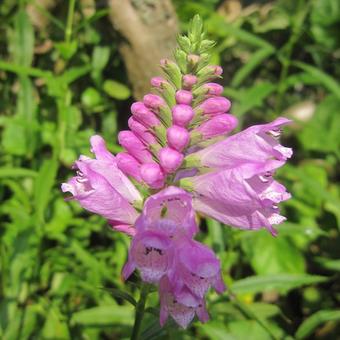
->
195;117;292;177
138;186;198;237
130;231;171;283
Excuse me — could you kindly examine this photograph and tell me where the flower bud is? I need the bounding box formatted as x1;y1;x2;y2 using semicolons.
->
172;104;194;127
199;97;231;115
151;77;167;88
167;125;190;151
187;54;200;65
140;163;165;189
118;131;153;163
128;117;157;145
131;102;161;128
175;90;193;105
203;83;224;96
158;147;184;173
182;74;197;89
116;152;142;182
143;94;166;111
196;114;238;139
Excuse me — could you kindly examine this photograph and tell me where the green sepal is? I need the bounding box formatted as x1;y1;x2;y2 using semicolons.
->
178;178;194;192
196;53;211;72
189;130;203;146
158;105;172;127
199;39;216;53
160;59;182;89
153;124;167;146
189;15;203;49
182;153;201;169
157;81;176;108
174;49;188;74
177;35;191;53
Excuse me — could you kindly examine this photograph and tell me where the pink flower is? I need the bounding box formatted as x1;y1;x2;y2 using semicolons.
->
122;187;199;281
159;277;209;329
194;117;293;178
189;168;290;235
169;237;226;299
61;136;141;234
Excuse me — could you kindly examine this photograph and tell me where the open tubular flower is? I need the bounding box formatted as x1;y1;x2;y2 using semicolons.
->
62;15;292;329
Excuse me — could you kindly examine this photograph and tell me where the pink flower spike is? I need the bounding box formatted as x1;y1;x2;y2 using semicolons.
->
143;94;166;111
175;90;193;105
140;163;165;189
172;104;194;127
158;147;184;173
116;152;142;182
199;97;231;115
182;74;197;89
118;130;154;164
203;83;224;96
167;125;190;151
131;102;161;128
128;117;157;145
196;114;238;139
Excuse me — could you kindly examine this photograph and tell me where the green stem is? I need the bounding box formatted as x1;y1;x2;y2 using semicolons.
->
131;284;149;340
65;0;76;43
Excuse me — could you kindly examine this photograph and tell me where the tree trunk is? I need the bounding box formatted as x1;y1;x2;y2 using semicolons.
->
108;0;179;100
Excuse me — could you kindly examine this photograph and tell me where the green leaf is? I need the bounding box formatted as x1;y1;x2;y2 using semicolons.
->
314;257;340;271
33;158;58;224
71;305;133;326
54;41;78;60
11;8;34;67
197;322;236;340
103;80;131;100
299;95;340;156
231;47;275;87
92;46;110;72
241;230;305;275
293;61;340;99
0;168;37;178
295;310;340;339
231;274;328;294
231;82;276;117
42;307;70;339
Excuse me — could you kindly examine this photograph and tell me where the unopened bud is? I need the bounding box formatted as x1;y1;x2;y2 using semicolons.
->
182;74;198;89
116;152;142;182
140;163;165;189
172;104;195;127
167;125;190;151
199;97;231;115
158;147;184;173
203;83;224;96
175;90;193;105
143;94;165;111
131;102;160;128
128;117;157;145
196;114;238;139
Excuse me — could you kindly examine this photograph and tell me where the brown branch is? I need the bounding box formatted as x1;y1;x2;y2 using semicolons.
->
108;0;179;99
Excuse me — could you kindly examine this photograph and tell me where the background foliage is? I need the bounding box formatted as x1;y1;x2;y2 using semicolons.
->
1;0;340;339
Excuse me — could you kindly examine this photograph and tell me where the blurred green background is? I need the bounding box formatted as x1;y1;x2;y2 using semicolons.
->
0;0;340;339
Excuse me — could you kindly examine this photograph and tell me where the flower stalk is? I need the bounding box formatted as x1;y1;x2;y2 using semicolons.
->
131;284;150;340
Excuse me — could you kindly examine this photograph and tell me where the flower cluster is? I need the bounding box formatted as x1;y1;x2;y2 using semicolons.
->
62;16;292;329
